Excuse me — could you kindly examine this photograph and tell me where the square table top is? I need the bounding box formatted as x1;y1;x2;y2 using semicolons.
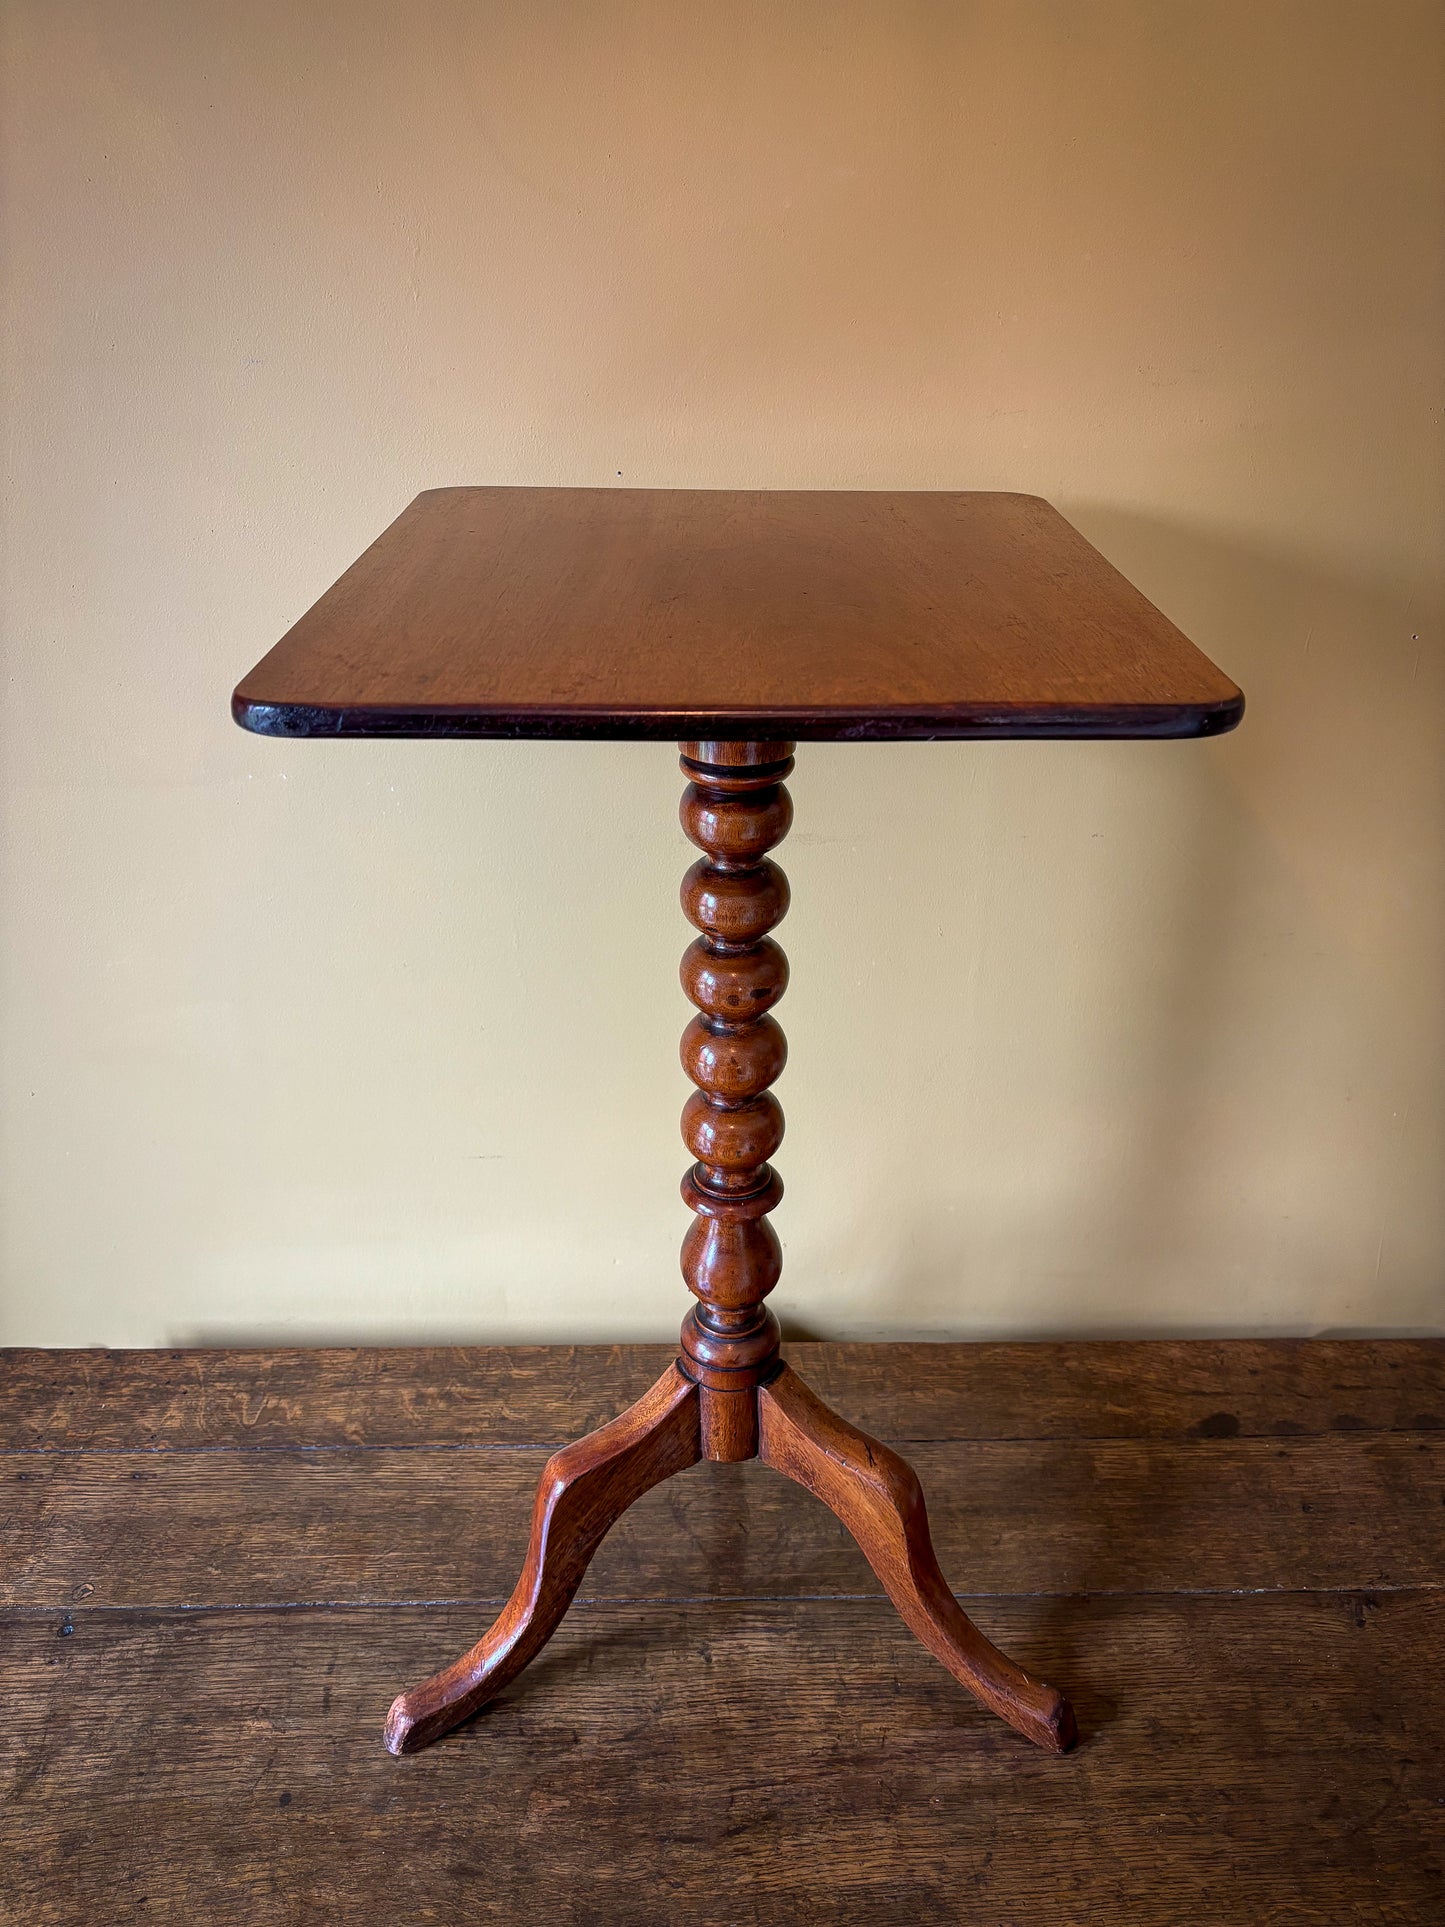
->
232;488;1242;742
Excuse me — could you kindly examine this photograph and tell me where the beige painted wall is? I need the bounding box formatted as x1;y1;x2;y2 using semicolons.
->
2;1;1441;1347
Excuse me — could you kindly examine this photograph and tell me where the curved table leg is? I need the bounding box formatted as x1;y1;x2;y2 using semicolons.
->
384;1362;702;1754
758;1364;1077;1753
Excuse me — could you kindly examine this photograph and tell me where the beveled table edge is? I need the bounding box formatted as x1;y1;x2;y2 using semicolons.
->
231;690;1245;743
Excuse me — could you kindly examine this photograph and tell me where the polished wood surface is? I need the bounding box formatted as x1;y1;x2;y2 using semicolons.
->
759;1365;1075;1752
676;740;794;1460
381;743;1074;1753
232;488;1243;741
5;1341;1441;1925
383;1363;701;1755
227;507;1246;1769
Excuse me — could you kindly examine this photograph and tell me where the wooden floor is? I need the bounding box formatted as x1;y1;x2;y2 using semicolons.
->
2;1340;1442;1923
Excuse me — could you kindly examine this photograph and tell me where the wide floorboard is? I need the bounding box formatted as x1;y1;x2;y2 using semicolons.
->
1;1340;1440;1923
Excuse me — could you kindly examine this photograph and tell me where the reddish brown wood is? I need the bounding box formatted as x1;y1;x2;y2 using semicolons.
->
375;743;1077;1755
676;740;793;1460
382;1362;699;1754
758;1365;1076;1752
230;490;1242;1756
231;488;1243;741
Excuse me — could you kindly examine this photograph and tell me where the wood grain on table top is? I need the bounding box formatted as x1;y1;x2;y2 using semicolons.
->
233;488;1244;742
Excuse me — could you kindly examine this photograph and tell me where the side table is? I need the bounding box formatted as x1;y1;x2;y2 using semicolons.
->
234;487;1242;1756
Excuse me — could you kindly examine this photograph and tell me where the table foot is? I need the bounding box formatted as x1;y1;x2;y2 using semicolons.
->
758;1364;1077;1753
383;1362;701;1754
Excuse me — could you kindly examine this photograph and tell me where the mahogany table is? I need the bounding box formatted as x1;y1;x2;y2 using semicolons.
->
234;487;1243;1758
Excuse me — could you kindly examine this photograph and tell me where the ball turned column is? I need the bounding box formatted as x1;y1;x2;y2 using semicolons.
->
676;739;794;1462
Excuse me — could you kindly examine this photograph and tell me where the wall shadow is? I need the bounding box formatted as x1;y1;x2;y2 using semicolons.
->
815;507;1443;1340
167;509;1443;1352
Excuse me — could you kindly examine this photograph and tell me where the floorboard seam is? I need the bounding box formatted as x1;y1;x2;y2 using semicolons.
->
3;1583;1439;1620
3;1425;1440;1453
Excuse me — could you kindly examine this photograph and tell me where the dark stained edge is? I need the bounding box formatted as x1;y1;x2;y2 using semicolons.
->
232;689;1245;742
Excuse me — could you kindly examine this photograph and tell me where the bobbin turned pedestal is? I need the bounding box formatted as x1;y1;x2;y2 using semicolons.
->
234;485;1242;1762
676;738;792;1463
378;737;1075;1757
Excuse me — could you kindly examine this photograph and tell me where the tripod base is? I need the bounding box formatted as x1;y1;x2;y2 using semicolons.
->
383;1360;1076;1757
